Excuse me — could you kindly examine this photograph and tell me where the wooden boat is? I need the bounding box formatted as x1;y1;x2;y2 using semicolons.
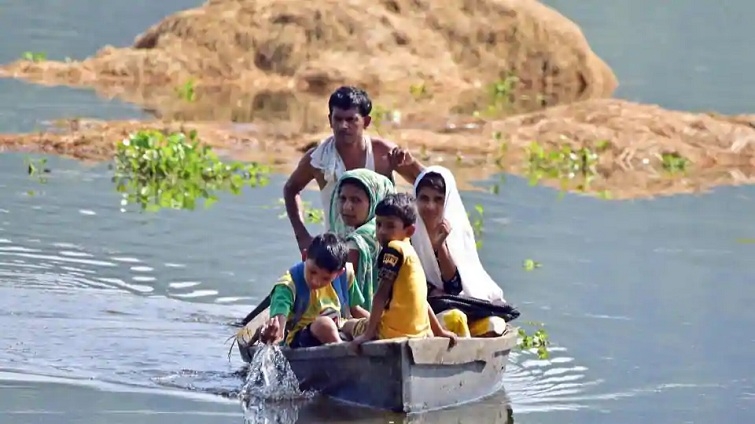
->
235;309;518;413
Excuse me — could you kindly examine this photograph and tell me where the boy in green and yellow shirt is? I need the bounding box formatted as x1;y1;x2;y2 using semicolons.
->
259;233;369;348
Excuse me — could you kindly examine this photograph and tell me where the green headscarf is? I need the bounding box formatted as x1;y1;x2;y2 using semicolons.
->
328;169;396;310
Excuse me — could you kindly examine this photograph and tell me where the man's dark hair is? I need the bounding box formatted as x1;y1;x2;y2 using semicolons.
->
307;233;348;272
415;172;446;195
375;193;417;227
328;86;372;117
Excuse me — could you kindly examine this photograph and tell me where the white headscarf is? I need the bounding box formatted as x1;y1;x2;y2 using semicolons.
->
412;166;506;305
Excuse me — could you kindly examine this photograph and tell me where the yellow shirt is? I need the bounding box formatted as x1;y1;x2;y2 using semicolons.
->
377;239;432;340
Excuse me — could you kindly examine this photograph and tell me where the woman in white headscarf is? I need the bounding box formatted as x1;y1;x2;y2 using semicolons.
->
412;165;507;337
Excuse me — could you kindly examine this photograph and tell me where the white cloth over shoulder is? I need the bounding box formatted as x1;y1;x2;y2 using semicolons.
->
411;165;506;304
309;135;375;231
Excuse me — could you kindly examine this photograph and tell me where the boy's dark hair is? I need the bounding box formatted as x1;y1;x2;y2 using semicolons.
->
328;86;372;117
375;193;417;227
415;172;446;195
339;177;370;198
307;233;348;272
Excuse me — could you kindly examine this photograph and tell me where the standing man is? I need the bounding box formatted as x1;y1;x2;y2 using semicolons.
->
283;86;424;253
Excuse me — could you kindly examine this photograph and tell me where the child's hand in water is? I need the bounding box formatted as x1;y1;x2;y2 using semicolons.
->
259;317;284;345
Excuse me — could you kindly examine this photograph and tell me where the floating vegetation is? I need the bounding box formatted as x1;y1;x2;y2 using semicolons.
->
473;74;519;118
25;157;50;183
525;140;600;189
408;82;430;101
23;156;50;196
370;103;401;134
113;129;269;212
660;151;689;173
522;259;542;271
176;79;197;102
271;198;324;225
468;203;485;250
22;51;46;62
518;323;550;360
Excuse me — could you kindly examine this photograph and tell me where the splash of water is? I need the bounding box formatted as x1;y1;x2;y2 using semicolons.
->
240;344;302;400
240;344;313;424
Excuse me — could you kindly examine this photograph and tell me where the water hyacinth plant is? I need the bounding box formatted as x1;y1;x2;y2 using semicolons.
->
113;129;270;212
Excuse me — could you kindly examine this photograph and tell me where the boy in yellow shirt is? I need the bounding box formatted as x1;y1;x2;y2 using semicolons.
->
259;233;368;348
346;193;457;350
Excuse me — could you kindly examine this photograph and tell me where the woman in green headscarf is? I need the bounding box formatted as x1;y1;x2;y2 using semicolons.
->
329;169;396;310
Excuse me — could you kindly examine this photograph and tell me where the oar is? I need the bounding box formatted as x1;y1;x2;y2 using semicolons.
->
236;294;271;327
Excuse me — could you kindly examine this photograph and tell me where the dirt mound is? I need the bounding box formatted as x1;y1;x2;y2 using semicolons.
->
3;99;755;198
488;99;755;169
0;0;616;115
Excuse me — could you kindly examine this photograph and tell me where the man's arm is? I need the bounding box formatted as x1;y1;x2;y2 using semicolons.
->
380;139;426;184
360;244;404;339
395;155;425;184
283;149;317;250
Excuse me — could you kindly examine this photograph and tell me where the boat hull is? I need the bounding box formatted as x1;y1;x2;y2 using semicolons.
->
236;310;518;413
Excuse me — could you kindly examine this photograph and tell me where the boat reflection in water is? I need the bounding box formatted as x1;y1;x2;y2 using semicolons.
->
243;392;516;424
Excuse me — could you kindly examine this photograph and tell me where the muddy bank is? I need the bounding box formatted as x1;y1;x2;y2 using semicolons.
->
0;0;616;119
3;99;755;199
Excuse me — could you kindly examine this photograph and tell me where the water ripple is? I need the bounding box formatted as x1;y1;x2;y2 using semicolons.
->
0;235;230;303
0;286;249;397
504;346;608;413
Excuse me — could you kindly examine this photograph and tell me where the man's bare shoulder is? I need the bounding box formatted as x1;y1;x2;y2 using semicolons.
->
370;137;397;152
295;146;317;168
285;147;318;188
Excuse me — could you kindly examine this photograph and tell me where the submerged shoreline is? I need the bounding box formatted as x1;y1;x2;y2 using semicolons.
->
1;0;754;199
1;99;754;199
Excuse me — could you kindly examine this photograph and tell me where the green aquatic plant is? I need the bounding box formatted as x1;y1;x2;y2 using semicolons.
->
468;204;485;250
522;258;542;271
489;132;509;195
660;151;689;173
25;157;50;183
22;51;46;62
518;322;550;360
408;82;430;101
370;103;399;134
597;190;613;199
113;129;269;212
418;145;431;162
176;79;196;102
24;156;50;196
492;131;508;167
473;74;519;118
523;139;615;196
271;198;325;225
525;140;599;186
488;74;518;111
